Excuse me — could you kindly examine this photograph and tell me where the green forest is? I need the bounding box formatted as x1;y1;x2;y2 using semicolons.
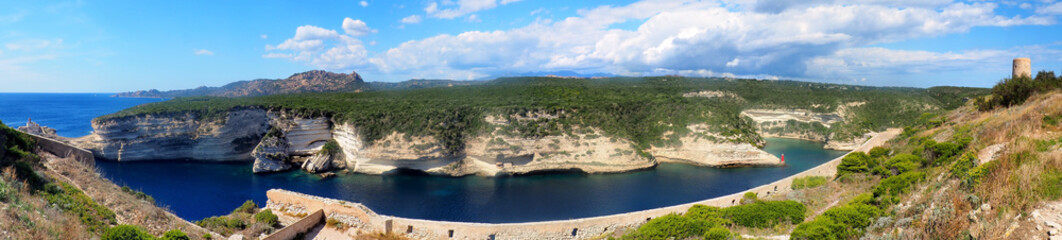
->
98;76;987;155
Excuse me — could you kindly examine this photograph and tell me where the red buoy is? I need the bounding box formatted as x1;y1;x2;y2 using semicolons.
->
781;154;785;164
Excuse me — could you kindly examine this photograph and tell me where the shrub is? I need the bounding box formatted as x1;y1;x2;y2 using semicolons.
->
621;214;712;240
160;230;190;240
792;176;827;190
873;171;926;198
704;227;731;240
885;154;923;175
791;198;882;240
742;192;758;204
321;139;341;156
102;225;154;240
868;146;890;159
791;217;842;240
722;200;806;228
950;152;977;180
684;205;732;227
255;209;279;226
233;200;258;214
837;152;871;176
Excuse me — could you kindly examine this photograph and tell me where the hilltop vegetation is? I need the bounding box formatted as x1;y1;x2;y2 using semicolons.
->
600;80;1061;239
99;76;985;155
0;121;202;239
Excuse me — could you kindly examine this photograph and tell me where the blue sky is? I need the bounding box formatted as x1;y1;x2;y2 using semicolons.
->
2;0;1062;92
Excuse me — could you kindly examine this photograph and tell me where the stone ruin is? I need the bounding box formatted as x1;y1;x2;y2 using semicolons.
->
1013;58;1031;78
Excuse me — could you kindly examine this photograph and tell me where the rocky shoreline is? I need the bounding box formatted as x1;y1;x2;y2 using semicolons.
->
66;107;874;177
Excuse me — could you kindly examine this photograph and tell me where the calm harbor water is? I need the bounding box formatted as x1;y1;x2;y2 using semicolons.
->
0;93;847;223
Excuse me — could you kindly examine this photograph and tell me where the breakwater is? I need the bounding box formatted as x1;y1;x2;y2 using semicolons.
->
264;129;901;239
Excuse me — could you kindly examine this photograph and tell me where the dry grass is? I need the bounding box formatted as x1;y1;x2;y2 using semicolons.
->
41;153;213;238
0;166;94;239
870;91;1062;239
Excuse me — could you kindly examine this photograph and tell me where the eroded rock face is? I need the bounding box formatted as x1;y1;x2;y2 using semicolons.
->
88;109;270;161
268;113;331;155
649;124;780;167
252;135;291;173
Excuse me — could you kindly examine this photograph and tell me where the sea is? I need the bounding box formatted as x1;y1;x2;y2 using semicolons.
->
0;93;847;223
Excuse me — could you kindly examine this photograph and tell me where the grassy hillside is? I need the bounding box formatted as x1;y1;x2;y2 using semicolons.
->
98;76;985;154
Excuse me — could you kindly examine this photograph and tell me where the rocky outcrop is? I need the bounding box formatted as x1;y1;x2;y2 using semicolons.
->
268;113;331;155
742;108;872;150
252;135;291;173
300;152;334;173
649;124;781;167
85;110;790;177
823;132;872;151
17;119;57;137
84;109;271;161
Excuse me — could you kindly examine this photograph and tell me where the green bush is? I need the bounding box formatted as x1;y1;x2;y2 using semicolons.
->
885;154;923;175
102;225;155;240
791;198;882;240
722;200;806;228
232;200;258;214
868;146;890;159
1037;171;1062;200
254;209;279;226
792;176;827;190
621;214;712;240
873;171;926;198
703;227;731;240
321;139;341;156
950;152;977;180
160;230;190;240
684;205;732;227
837;152;871;176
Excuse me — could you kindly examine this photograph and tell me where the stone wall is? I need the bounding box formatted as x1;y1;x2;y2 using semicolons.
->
265;128;901;239
263;209;325;240
24;132;95;167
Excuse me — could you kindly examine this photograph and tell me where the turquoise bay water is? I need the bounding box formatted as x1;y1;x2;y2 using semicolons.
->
0;93;847;223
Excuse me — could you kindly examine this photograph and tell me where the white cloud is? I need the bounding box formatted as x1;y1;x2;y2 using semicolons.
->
260;34;268;39
342;18;376;36
359;1;369;7
467;14;481;22
265;19;372;70
1039;2;1062;15
194;49;214;55
401;15;422;24
5;39;63;51
266;0;1058;82
425;0;522;19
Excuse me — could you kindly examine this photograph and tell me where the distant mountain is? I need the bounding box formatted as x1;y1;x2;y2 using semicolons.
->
113;70;367;98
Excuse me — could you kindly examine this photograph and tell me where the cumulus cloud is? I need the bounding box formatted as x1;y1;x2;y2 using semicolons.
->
194;49;214;55
265;19;374;70
359;1;368;7
266;0;1058;83
401;15;422;24
342;18;376;36
425;0;522;19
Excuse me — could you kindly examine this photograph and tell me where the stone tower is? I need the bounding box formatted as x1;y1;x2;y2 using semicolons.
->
1013;58;1031;78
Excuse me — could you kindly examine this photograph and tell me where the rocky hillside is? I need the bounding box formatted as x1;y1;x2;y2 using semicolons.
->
114;70;367;98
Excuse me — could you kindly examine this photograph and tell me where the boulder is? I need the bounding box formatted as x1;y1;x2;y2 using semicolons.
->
301;152;334;173
252;135;291;173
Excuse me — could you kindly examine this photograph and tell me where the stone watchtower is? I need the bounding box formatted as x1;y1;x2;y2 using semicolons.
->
1013;58;1031;78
